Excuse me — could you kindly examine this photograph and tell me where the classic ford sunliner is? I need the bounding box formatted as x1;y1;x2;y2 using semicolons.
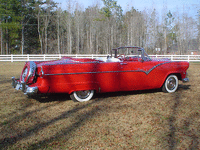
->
12;46;189;102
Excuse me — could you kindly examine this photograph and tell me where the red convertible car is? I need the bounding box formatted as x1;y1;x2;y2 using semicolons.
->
12;47;189;102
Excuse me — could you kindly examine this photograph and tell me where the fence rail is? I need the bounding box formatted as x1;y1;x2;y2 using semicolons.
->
0;54;200;62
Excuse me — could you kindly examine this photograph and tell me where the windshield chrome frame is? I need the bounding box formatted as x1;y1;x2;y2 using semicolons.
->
111;46;151;61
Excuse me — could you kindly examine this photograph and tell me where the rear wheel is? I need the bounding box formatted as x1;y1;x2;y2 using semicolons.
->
70;90;94;102
162;75;178;93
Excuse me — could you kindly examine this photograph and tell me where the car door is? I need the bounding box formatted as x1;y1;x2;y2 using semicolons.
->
95;61;121;93
118;59;160;91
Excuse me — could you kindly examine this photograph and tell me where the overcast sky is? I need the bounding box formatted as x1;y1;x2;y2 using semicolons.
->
55;0;200;18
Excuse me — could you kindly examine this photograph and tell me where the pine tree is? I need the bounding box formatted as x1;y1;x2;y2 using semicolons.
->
0;0;22;54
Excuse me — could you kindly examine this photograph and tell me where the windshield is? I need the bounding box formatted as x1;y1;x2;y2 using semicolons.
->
111;47;151;61
118;47;141;56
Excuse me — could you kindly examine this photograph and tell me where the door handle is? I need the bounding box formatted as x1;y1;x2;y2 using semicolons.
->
120;63;127;65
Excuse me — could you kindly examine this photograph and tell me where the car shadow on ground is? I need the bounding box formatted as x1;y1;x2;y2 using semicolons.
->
31;84;190;103
178;84;191;90
94;89;161;99
29;94;71;103
30;89;161;103
92;84;191;100
31;84;191;103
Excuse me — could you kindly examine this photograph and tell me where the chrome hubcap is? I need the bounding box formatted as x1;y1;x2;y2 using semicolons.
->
167;77;176;90
76;90;91;99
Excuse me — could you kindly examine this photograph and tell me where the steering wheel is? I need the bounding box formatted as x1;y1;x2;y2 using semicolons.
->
118;54;125;60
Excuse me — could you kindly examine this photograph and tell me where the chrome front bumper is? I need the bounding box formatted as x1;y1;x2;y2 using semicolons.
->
12;77;38;96
182;77;189;83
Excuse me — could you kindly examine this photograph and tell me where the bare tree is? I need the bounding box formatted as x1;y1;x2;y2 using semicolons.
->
64;0;75;54
56;7;62;54
35;0;44;54
0;21;3;55
197;9;200;51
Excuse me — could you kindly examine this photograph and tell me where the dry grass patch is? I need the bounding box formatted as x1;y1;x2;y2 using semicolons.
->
0;62;199;149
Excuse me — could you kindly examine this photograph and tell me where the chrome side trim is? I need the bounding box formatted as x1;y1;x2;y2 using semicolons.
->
45;70;141;76
44;62;173;76
43;61;100;66
145;61;172;74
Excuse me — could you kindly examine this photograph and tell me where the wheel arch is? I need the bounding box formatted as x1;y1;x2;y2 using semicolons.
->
161;72;182;88
174;73;182;80
69;89;97;95
162;74;179;93
68;83;99;95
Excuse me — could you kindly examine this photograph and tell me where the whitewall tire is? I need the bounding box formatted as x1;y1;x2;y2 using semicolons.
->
70;90;94;102
162;75;178;93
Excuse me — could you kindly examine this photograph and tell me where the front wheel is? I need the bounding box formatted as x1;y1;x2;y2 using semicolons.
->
162;75;178;93
70;90;94;102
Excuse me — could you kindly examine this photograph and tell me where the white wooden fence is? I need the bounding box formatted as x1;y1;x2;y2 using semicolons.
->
0;54;200;62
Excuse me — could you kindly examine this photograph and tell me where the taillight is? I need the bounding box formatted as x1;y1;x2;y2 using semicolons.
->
20;61;37;84
22;67;28;82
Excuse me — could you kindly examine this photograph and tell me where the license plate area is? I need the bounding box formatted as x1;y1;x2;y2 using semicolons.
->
15;83;21;90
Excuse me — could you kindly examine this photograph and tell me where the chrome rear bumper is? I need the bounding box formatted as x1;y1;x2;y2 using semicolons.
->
12;77;38;96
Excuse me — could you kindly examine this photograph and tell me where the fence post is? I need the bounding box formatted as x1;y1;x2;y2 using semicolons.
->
11;54;13;62
44;54;46;61
171;55;173;61
27;54;29;61
188;55;190;62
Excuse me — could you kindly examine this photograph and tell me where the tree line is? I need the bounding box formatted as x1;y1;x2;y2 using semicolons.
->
0;0;199;55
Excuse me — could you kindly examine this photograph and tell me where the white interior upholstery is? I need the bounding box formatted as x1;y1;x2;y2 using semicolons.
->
106;58;121;62
95;57;121;62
